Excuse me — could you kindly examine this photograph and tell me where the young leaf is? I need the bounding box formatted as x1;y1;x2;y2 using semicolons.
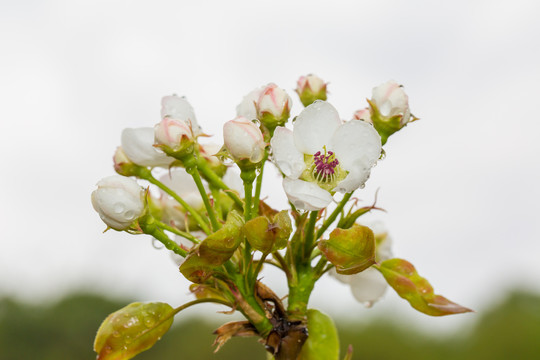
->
377;258;473;316
198;210;244;265
94;302;175;360
318;225;375;275
243;210;291;253
298;309;340;360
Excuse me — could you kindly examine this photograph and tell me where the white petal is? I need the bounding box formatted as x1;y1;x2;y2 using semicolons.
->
282;178;333;211
121;127;174;167
236;86;264;120
331;120;381;192
159;168;206;209
328;268;353;285
161;95;201;136
270;127;305;178
293;101;341;155
349;267;388;307
222;167;244;198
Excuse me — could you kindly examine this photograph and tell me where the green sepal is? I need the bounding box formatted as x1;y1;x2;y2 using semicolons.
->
318;225;376;275
93;302;175;360
367;99;403;145
180;211;243;283
296;86;328;107
377;258;473;316
298;309;339;360
243;210;292;253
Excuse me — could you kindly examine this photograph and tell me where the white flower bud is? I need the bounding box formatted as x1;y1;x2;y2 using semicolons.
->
352;108;372;124
154;118;194;154
295;74;328;107
91;175;145;230
160;95;201;136
371;80;411;125
236;86;264;120
223;116;265;163
256;83;292;129
121;128;174;167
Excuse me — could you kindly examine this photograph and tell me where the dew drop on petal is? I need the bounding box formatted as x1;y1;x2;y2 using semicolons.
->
152;239;164;250
113;203;125;214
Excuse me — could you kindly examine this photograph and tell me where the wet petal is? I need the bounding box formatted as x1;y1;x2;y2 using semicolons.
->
331;120;381;192
293;101;341;155
349;267;388;306
270;127;305;178
282;178;333;211
121;127;174;167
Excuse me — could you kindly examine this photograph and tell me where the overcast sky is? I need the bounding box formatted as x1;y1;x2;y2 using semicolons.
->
1;0;539;333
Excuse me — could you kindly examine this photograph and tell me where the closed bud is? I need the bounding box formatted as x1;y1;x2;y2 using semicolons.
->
91;175;146;230
161;95;202;136
256;83;292;131
368;80;415;144
223;116;265;163
113;146;137;176
243;210;291;253
352;108;372;124
236;86;264;120
295;74;328;107
154;117;194;157
121;127;174;168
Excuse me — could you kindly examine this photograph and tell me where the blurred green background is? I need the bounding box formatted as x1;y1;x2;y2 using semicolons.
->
1;289;539;359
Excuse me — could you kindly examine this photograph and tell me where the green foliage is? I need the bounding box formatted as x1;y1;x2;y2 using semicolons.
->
318;225;375;275
94;302;175;360
377;258;472;316
1;290;540;359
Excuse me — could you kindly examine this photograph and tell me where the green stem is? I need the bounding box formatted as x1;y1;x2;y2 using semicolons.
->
139;169;212;235
316;192;353;239
252;151;268;218
313;255;328;279
196;158;244;209
154;220;200;244
187;163;220;232
303;211;319;261
172;297;233;316
140;221;187;258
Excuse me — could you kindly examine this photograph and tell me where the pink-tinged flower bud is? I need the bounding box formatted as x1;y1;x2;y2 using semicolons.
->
352;108;372;124
121;128;174;168
91;175;145;230
295;74;328;107
154;117;194;157
113;146;139;177
256;83;292;131
160;95;202;136
223;116;265;163
368;80;415;145
199;143;226;176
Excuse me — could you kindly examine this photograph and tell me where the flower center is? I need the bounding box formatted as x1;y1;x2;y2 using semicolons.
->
311;147;340;183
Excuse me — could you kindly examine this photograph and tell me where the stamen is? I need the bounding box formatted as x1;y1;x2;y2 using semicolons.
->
311;146;340;183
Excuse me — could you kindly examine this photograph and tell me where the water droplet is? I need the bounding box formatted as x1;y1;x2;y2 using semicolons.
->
152;239;164;250
113;203;125;213
112;330;121;338
360;184;365;189
144;316;156;328
363;301;374;308
124;210;134;219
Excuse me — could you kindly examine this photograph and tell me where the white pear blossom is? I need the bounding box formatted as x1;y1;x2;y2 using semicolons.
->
91;175;145;230
121;128;174;167
161;95;202;136
331;222;393;307
223;116;265;163
270;101;382;210
236;86;264;120
371;80;411;126
154;117;194;152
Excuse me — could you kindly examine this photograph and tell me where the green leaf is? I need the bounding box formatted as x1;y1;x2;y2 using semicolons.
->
244;210;291;253
94;302;175;360
377;258;473;316
318;225;375;275
180;211;244;283
298;309;340;360
198;210;243;265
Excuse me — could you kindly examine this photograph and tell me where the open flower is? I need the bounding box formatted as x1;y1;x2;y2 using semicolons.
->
270;101;381;210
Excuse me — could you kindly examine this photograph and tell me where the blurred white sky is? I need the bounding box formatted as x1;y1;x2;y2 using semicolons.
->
1;0;539;333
